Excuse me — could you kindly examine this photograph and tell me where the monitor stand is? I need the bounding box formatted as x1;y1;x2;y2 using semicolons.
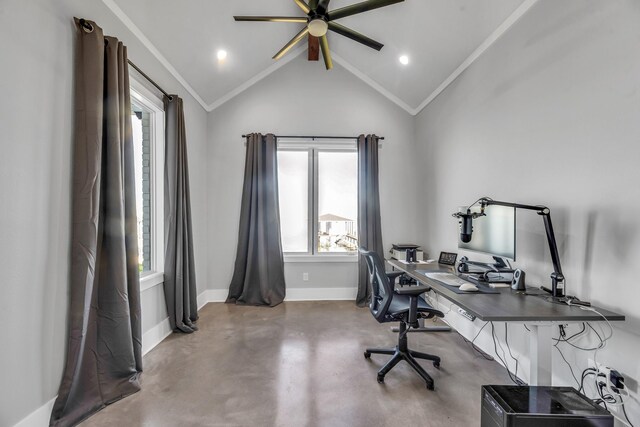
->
460;256;513;273
458;256;515;283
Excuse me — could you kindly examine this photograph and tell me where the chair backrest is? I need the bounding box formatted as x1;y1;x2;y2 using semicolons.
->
359;247;394;323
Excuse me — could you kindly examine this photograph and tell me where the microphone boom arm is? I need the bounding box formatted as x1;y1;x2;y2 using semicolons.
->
477;198;565;297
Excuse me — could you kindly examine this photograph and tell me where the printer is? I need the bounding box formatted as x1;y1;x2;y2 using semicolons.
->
390;243;424;262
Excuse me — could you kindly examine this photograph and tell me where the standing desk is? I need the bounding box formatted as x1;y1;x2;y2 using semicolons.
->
387;259;625;386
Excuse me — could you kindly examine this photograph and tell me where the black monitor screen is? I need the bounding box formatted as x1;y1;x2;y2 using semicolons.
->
457;205;516;260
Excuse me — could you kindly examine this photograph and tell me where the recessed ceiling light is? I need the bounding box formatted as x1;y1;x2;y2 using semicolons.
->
399;55;409;65
217;50;228;61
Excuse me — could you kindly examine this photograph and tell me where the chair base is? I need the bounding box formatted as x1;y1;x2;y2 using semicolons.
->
364;346;440;390
364;321;441;390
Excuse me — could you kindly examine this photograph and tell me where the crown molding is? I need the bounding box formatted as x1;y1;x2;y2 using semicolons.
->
100;0;209;111
413;0;539;115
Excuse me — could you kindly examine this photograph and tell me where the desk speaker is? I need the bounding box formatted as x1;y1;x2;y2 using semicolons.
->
511;269;525;291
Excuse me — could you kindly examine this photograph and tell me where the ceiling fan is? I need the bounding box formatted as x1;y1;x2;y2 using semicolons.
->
234;0;405;70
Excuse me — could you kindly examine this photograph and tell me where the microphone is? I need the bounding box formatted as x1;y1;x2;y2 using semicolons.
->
460;211;474;242
452;209;484;243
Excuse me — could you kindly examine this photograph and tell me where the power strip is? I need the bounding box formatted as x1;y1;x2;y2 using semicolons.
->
458;308;476;321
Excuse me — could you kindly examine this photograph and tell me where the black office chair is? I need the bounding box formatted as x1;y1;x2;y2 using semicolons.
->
359;247;444;390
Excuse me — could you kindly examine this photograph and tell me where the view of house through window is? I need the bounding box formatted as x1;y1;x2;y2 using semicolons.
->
132;102;152;272
278;147;358;255
317;151;358;252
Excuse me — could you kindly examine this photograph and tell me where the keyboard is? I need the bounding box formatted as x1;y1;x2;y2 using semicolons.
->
424;272;471;287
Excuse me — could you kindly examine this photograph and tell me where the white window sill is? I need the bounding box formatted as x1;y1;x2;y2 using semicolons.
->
140;271;164;291
284;254;359;263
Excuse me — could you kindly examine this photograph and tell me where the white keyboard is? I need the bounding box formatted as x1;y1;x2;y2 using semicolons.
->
424;272;471;287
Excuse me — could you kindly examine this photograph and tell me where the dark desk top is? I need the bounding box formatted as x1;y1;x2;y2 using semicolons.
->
388;259;625;323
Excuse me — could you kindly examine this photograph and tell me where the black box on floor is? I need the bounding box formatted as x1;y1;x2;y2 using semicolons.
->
481;385;613;427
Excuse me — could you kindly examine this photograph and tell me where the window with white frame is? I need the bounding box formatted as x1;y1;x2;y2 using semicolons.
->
130;82;164;283
278;141;358;256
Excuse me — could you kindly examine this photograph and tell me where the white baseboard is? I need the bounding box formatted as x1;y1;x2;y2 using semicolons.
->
142;317;172;355
13;397;55;427
197;287;357;307
285;287;357;301
198;289;228;308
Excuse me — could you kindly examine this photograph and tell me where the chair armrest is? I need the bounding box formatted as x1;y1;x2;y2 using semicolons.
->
386;271;404;283
394;284;431;297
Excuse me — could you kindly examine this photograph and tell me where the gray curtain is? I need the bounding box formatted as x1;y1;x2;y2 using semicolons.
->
226;133;286;306
357;134;384;307
163;95;198;333
50;19;142;426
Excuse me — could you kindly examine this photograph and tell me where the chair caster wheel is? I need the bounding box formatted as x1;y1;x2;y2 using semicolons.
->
433;361;440;369
426;383;435;391
364;351;371;359
377;374;385;384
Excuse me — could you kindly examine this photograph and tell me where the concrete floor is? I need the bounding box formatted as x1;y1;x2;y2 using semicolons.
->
82;301;512;427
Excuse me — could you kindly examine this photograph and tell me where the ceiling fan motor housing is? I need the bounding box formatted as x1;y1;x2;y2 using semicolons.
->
308;17;329;37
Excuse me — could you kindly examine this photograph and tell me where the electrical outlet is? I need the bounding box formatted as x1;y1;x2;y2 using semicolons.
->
303;272;309;281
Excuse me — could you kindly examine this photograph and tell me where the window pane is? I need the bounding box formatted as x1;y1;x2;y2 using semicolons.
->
278;151;309;252
131;103;152;272
317;152;358;253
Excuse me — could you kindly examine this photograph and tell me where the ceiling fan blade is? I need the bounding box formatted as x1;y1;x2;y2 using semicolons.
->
294;0;311;14
309;0;318;10
234;16;308;23
319;35;333;70
273;27;310;60
316;0;331;15
328;0;404;21
328;22;383;51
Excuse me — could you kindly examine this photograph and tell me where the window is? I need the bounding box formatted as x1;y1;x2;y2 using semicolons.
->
130;81;164;285
277;142;358;257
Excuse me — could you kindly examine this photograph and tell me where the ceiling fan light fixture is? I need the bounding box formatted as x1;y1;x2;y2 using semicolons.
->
308;18;328;37
399;55;409;65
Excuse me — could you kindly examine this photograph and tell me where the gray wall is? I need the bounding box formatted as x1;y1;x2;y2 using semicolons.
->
206;57;418;291
415;0;640;422
0;0;208;425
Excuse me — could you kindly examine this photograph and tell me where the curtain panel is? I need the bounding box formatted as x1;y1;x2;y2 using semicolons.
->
356;134;384;307
50;19;142;427
163;95;198;333
227;133;286;306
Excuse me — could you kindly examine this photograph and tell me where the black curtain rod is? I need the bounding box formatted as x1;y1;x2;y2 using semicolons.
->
241;135;385;140
77;18;173;101
127;60;173;101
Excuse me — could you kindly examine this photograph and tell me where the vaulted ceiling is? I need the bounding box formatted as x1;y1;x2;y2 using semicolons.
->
107;0;532;113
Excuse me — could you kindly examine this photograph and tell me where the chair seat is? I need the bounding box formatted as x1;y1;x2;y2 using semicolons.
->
387;293;440;319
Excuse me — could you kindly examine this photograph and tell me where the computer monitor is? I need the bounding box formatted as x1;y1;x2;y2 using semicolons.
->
457;205;516;261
